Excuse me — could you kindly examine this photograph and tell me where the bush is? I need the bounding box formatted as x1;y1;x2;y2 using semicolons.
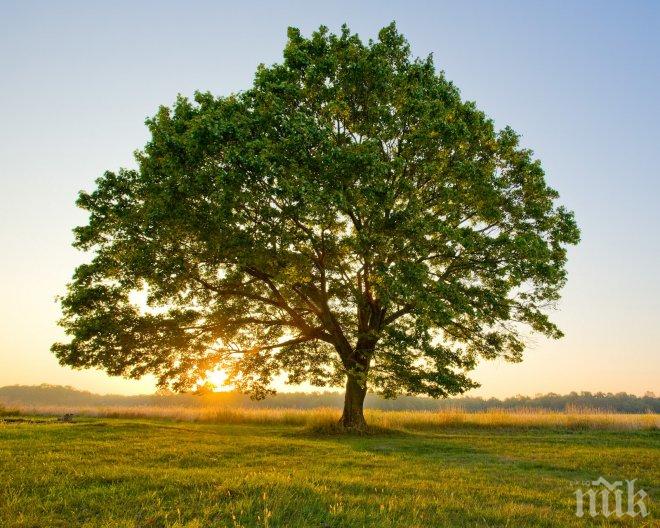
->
0;403;20;417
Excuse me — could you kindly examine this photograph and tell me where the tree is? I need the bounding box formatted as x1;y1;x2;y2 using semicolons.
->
53;24;579;430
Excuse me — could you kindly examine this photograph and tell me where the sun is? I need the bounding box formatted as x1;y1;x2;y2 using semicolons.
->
202;369;233;392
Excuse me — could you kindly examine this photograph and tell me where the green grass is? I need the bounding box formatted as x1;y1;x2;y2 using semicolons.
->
0;417;657;527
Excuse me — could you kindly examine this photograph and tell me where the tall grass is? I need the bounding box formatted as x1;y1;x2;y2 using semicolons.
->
9;404;658;431
0;403;20;417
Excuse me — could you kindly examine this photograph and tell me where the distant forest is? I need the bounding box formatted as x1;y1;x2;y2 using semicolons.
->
1;385;658;413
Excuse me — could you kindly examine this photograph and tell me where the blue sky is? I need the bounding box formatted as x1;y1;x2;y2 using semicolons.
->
1;0;658;396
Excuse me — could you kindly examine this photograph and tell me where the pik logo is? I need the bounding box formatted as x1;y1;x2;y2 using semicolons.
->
574;477;649;518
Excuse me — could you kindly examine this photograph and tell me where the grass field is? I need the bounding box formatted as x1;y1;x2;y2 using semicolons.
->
0;412;657;527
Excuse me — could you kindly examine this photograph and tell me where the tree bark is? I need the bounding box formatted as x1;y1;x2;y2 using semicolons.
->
339;372;368;430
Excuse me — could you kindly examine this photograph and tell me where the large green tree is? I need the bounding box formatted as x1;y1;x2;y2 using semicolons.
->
53;24;579;429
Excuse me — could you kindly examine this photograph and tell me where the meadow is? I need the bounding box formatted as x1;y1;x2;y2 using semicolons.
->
0;408;657;527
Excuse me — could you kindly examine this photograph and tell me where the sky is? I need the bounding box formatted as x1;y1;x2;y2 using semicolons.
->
0;0;658;397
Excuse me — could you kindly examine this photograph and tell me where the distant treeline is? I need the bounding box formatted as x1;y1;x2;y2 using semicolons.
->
1;384;658;413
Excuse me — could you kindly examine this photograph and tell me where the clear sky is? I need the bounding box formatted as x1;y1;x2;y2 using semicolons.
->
1;0;658;397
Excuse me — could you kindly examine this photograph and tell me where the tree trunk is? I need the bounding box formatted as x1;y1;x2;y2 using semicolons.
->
339;372;367;430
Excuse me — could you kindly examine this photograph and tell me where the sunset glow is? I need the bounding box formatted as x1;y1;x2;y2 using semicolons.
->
203;369;232;392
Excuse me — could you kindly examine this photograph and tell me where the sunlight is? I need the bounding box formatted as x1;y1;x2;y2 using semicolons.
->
203;369;233;392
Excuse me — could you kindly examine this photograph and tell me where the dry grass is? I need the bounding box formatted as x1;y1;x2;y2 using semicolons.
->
0;404;20;417
10;404;658;431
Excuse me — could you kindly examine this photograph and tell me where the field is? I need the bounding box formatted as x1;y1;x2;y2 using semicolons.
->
0;410;657;527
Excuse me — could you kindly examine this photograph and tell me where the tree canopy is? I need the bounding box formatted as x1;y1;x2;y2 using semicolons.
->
53;24;579;428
